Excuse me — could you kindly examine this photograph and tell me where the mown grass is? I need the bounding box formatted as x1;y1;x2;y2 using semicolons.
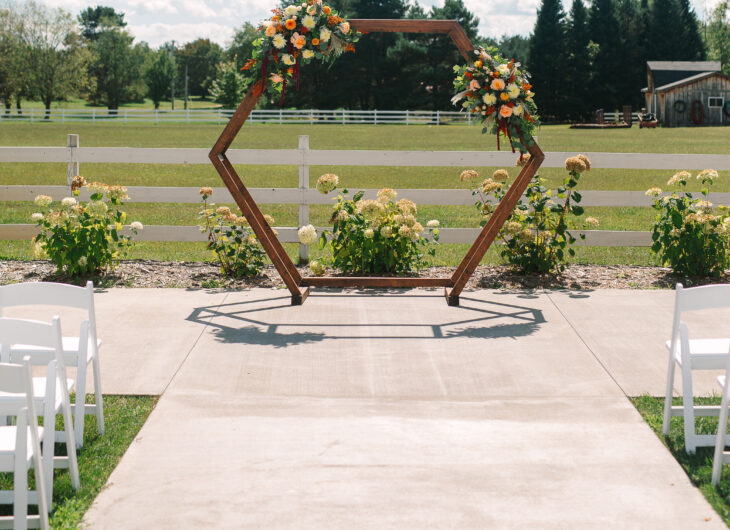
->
1;123;727;264
632;395;730;526
0;395;157;528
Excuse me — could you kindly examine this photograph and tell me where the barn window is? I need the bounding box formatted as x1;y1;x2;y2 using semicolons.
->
708;97;724;108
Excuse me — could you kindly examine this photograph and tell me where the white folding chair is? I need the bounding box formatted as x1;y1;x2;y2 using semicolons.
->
0;362;52;528
662;283;730;454
0;317;80;500
0;281;104;447
712;345;730;486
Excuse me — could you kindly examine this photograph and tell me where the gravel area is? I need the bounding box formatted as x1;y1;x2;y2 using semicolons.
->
2;259;729;290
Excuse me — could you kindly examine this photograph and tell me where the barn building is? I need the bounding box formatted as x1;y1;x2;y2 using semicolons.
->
642;61;730;126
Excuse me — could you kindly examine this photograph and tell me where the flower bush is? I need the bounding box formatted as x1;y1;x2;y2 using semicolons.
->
199;188;268;277
648;169;729;277
469;154;594;274
242;1;360;102
300;176;440;274
31;176;142;275
452;46;539;154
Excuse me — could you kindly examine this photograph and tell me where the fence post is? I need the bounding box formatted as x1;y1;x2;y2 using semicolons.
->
124;109;127;124
155;109;159;125
92;109;95;125
217;109;221;125
298;135;310;264
342;109;345;125
467;112;471;126
66;134;79;187
61;109;65;124
436;110;440;125
279;109;283;125
406;109;409;126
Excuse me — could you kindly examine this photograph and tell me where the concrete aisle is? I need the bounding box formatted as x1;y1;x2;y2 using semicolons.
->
81;288;727;529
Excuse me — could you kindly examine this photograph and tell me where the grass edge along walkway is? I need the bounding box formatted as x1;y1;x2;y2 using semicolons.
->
0;394;158;529
632;395;730;527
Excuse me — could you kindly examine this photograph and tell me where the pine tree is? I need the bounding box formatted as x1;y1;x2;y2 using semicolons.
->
616;0;645;108
676;0;706;60
528;0;567;120
589;0;622;110
648;0;684;59
566;0;591;120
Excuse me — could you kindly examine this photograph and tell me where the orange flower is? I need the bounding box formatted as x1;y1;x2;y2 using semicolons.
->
271;15;280;21
323;5;331;14
241;58;258;71
345;43;356;53
312;38;320;46
277;24;284;32
285;19;296;30
287;67;294;75
500;92;509;101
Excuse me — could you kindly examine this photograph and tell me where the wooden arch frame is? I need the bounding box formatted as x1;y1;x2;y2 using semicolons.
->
209;19;544;306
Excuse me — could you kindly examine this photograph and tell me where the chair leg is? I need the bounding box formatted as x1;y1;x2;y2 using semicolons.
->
73;362;87;449
92;355;104;435
712;386;730;485
14;458;27;530
681;362;697;454
58;372;80;492
662;355;677;435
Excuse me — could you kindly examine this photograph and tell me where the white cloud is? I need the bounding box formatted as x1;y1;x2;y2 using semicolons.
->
180;0;218;19
129;21;234;47
126;0;178;15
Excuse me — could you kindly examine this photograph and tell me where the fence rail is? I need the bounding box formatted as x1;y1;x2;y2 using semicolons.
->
2;134;729;260
0;107;634;126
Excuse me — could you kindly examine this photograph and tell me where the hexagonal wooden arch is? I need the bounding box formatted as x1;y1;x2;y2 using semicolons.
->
209;19;545;306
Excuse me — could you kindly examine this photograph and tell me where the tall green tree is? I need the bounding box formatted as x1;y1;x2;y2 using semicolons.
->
589;0;622;110
145;48;176;109
89;25;146;110
176;38;223;98
647;0;684;59
677;0;705;60
616;0;645;108
706;1;730;74
78;5;125;41
209;59;246;108
566;0;592;120
0;2;25;114
529;0;567;119
227;23;258;70
24;3;91;117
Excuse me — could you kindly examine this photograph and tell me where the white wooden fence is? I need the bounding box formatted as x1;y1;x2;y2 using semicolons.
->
0;108;471;126
2;134;730;261
0;107;634;126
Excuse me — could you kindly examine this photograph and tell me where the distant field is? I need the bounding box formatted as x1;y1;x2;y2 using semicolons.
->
1;122;728;266
6;96;220;110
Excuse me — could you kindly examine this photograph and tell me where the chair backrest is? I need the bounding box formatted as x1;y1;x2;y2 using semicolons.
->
0;317;66;370
670;283;730;351
0;361;36;416
0;281;97;345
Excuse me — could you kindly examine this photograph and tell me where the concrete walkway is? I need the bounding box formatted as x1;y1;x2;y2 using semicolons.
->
30;287;729;528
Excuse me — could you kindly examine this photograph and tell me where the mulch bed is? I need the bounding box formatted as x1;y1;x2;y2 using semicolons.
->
2;259;729;290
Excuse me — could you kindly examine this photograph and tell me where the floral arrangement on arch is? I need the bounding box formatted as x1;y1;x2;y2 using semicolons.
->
452;46;539;155
242;0;360;101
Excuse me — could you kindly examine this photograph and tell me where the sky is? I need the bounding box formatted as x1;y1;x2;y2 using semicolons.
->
38;0;724;49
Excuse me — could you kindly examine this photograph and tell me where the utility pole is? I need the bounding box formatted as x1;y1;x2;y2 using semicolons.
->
184;64;189;110
170;40;176;111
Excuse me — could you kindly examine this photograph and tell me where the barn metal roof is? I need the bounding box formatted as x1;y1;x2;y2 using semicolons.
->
654;71;729;92
647;61;721;72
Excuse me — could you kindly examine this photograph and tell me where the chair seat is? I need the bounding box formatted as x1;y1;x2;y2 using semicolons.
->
0;425;44;467
666;338;730;369
0;377;74;412
9;336;100;364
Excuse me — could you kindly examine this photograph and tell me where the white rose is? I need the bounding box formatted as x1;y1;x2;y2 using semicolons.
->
512;104;524;116
302;49;315;59
506;83;520;99
302;14;316;29
272;34;286;49
319;27;331;42
284;5;298;16
483;93;497;106
282;53;295;65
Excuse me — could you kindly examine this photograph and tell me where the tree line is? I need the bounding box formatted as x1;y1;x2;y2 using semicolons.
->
0;0;728;121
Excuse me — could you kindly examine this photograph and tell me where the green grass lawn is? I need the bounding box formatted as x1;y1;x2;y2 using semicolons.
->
1;123;727;264
632;395;730;525
0;394;157;528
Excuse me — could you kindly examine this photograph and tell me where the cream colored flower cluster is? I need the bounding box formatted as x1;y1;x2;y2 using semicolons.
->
316;173;339;194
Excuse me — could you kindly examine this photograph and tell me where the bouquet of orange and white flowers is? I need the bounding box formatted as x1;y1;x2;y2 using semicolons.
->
242;0;360;102
452;47;539;154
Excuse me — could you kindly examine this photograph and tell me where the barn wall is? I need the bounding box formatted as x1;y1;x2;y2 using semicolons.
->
659;75;730;127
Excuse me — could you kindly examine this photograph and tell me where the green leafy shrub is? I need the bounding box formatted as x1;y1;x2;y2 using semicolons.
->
199;188;267;277
470;154;596;273
648;169;729;277
31;177;141;275
301;175;440;275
